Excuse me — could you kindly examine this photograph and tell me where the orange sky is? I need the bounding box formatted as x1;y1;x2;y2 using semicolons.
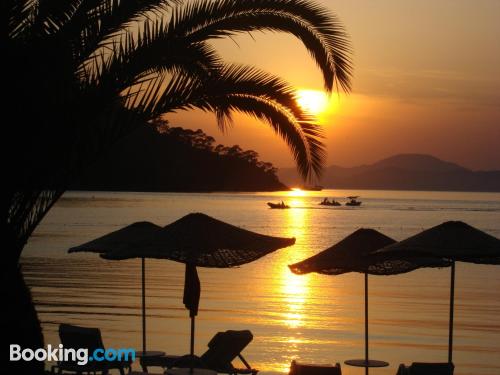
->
167;0;500;171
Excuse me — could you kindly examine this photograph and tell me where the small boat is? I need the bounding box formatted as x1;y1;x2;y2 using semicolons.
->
319;198;341;206
267;202;290;209
303;185;324;191
345;196;362;206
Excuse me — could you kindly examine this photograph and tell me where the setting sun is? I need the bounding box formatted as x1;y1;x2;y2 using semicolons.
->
296;89;329;115
295;89;341;125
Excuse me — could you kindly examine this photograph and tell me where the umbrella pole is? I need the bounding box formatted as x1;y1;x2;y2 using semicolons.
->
448;261;455;364
142;257;146;354
190;316;195;372
190;316;195;356
365;272;369;375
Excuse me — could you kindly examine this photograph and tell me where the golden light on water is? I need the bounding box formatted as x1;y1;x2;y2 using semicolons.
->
287;188;310;207
281;269;309;329
279;200;311;329
289;188;306;197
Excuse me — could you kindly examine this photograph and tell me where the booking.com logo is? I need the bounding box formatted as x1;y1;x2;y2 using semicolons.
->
10;344;135;365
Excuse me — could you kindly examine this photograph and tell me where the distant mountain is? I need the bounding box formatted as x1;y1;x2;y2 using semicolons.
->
71;123;286;192
279;154;500;192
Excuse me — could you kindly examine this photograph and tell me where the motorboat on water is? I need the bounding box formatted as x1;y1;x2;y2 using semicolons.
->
319;198;341;206
345;196;362;206
303;185;324;191
267;201;290;209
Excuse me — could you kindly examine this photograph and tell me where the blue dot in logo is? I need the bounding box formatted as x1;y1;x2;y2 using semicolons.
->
89;356;93;361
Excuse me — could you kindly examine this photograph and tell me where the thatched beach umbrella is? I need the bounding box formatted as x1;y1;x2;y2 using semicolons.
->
71;213;295;359
69;221;163;355
289;228;449;374
375;221;500;363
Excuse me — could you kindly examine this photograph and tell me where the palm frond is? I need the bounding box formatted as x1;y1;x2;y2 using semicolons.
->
52;0;179;66
97;0;181;37
4;0;37;39
94;22;223;87
34;0;83;35
167;0;353;92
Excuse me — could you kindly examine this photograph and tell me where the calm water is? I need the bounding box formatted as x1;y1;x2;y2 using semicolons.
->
21;190;500;375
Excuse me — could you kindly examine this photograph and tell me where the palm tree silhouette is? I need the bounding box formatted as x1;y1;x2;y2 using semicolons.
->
3;1;352;373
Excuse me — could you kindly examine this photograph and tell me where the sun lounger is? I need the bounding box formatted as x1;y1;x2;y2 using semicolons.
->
141;330;258;375
52;323;132;375
289;360;342;375
396;362;454;375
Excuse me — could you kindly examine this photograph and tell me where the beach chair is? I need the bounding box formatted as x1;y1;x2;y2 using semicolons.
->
396;362;454;375
141;330;258;375
52;323;132;375
289;360;342;375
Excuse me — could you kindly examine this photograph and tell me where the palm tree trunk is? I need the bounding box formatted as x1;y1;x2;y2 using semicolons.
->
4;262;45;374
3;191;64;374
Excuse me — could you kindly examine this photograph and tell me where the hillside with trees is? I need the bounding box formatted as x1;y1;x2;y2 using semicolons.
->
72;120;287;192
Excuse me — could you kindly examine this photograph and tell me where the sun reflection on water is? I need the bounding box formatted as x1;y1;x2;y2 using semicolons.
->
282;272;309;329
289;188;306;197
279;200;311;329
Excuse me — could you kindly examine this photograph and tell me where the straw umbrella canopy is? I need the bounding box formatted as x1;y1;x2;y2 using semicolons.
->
374;221;500;363
69;221;163;355
71;213;295;358
289;228;450;374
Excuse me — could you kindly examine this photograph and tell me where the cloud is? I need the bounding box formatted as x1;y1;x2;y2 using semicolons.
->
354;67;500;109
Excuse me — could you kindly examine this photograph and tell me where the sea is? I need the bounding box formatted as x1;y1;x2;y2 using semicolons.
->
21;189;500;375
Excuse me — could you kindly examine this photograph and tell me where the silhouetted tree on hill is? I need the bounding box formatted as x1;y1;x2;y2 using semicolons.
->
74;122;287;191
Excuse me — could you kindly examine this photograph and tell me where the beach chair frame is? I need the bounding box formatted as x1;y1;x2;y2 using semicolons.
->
396;362;454;375
289;360;342;375
141;330;258;375
52;323;131;375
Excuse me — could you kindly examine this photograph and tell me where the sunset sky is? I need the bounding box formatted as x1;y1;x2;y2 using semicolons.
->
168;0;500;171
